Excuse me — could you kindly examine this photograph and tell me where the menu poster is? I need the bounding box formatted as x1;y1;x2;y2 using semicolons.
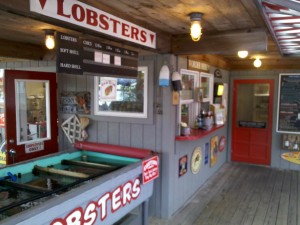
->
56;32;83;75
82;39;138;77
277;74;300;133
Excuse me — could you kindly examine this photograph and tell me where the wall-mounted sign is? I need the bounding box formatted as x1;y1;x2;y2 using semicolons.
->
142;156;159;184
219;136;226;152
56;33;83;75
204;142;209;165
56;32;138;77
25;141;44;153
60;92;91;114
277;73;300;133
191;147;202;174
30;0;156;48
179;155;188;177
81;39;138;77
100;78;117;101
210;136;218;167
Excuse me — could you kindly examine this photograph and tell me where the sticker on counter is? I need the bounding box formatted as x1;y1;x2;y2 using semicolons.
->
191;147;202;174
25;141;44;153
142;156;159;184
179;155;188;177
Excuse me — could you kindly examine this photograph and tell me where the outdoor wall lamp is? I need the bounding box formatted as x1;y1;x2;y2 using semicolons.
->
237;50;249;58
254;57;262;68
44;29;55;50
190;12;203;42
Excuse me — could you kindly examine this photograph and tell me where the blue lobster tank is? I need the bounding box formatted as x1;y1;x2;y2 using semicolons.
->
0;150;155;225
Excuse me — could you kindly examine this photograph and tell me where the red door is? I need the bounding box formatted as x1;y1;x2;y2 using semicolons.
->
232;79;274;165
4;70;58;164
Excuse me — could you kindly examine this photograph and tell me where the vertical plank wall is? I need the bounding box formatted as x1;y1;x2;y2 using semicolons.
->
158;56;230;219
229;70;300;172
56;55;231;219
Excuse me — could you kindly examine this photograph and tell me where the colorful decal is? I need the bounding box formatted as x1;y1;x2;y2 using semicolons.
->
219;136;226;152
281;152;300;164
210;136;219;167
179;155;188;177
30;0;156;48
0;113;5;128
60;92;91;114
204;142;209;165
142;156;159;184
50;177;141;225
100;77;117;101
191;147;202;174
0;141;6;165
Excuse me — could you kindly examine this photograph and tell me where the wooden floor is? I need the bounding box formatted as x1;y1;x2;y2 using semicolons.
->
149;162;300;225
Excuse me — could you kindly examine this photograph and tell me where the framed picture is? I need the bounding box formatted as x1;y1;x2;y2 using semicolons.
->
179;155;188;177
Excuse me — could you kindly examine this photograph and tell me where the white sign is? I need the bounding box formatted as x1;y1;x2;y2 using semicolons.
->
30;0;156;48
25;141;44;153
100;77;117;101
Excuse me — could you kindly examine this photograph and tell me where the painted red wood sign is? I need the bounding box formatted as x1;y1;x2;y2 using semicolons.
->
30;0;156;49
142;156;159;184
50;177;141;225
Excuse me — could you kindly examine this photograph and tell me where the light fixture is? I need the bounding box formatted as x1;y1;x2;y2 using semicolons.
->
189;12;203;42
253;57;262;68
44;29;55;50
237;50;248;58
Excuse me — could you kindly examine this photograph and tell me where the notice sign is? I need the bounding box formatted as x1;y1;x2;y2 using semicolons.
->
25;141;44;153
142;156;159;184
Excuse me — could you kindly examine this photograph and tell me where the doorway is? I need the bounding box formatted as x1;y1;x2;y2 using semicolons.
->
2;70;58;165
232;79;274;165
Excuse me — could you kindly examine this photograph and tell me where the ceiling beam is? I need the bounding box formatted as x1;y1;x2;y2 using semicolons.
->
172;29;268;55
0;39;46;60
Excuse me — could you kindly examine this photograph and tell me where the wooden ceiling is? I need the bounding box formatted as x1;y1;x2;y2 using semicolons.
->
0;0;299;70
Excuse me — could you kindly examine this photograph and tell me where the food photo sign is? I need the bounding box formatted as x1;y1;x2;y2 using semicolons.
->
100;77;117;101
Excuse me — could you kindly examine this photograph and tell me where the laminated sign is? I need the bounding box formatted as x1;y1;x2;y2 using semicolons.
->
142;156;159;184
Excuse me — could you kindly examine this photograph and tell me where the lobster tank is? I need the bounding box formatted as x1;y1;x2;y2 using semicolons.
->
0;142;158;225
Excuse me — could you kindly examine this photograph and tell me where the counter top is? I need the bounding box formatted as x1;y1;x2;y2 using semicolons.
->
175;125;225;141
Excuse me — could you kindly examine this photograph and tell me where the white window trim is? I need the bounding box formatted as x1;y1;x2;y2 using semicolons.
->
94;66;148;118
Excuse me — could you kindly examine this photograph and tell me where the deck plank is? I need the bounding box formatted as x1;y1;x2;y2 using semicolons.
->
149;163;300;225
276;170;291;225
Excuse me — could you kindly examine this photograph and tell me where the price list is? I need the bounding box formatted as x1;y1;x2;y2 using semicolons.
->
82;39;138;77
277;74;300;132
56;32;138;77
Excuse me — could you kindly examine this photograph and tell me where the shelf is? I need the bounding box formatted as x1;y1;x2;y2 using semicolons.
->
175;125;224;141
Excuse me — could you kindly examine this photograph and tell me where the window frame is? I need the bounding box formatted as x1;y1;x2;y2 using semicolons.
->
93;66;148;118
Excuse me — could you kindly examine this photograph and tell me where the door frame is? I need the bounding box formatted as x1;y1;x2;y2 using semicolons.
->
231;79;274;165
4;70;58;165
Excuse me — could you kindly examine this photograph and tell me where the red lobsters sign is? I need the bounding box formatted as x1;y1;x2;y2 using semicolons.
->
50;178;141;225
30;0;156;49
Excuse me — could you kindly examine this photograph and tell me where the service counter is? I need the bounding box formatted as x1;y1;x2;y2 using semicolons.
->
175;125;224;141
0;143;158;225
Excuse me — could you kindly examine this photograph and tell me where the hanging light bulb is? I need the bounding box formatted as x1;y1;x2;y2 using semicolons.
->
253;58;262;68
237;50;248;58
189;12;203;42
44;29;55;50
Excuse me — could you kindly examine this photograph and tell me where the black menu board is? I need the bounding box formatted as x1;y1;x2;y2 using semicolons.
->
56;32;138;77
56;32;83;75
277;74;300;133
